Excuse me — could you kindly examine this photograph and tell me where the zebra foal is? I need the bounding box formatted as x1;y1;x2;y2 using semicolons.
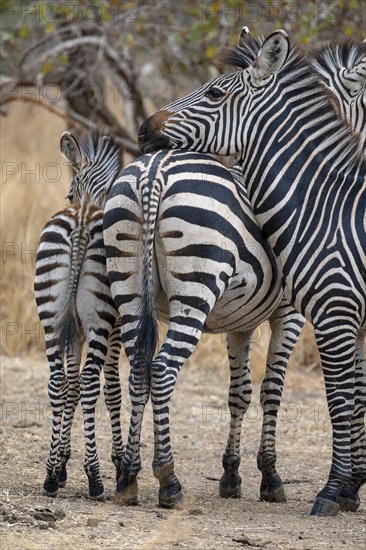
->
138;30;366;516
35;129;123;500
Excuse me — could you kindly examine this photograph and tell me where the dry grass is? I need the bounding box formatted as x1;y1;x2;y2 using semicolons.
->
1;103;321;380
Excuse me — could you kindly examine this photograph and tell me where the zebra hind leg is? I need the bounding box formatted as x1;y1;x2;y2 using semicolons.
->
150;321;206;508
57;342;83;488
102;319;124;484
219;331;252;499
257;305;304;503
80;347;105;501
43;349;69;497
339;330;366;511
114;318;150;506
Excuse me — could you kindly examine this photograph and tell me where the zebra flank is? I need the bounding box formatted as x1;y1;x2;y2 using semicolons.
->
139;29;366;517
35;129;124;502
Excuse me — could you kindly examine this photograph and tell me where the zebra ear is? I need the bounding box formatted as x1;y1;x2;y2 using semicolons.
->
60;132;85;171
238;26;251;47
250;30;290;81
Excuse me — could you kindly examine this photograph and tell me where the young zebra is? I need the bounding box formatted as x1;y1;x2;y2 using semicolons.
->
138;31;366;516
35;129;124;501
311;40;366;151
104;148;305;507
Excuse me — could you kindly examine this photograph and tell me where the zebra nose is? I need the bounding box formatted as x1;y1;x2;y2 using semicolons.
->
138;110;174;153
139;120;149;138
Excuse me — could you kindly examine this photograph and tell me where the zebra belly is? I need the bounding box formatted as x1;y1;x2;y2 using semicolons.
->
204;274;282;333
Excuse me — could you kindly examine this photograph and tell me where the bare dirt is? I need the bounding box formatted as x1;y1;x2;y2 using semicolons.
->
1;353;365;550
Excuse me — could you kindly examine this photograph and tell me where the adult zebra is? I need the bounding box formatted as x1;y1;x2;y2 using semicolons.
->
311;40;366;151
35;129;123;501
104;148;304;507
138;31;366;516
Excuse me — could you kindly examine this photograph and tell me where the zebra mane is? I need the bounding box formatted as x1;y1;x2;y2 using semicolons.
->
310;40;366;75
235;32;263;67
222;43;366;172
81;127;123;168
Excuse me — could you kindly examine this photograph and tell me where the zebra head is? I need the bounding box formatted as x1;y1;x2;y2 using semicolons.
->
138;30;290;157
311;41;366;116
60;129;123;207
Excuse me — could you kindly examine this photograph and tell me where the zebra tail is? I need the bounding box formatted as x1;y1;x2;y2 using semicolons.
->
133;182;159;386
55;227;89;357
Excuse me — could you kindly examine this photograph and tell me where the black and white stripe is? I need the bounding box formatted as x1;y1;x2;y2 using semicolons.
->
139;30;366;517
35;130;124;500
104;149;304;507
311;40;366;151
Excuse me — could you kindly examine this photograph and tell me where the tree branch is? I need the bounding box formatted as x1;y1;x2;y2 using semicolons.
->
0;83;140;156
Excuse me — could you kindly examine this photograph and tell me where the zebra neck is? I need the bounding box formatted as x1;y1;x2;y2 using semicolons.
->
236;128;365;267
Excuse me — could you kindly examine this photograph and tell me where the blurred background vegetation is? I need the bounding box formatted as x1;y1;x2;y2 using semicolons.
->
1;0;365;377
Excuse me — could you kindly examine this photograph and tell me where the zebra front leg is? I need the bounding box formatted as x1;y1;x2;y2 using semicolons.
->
257;305;304;503
103;319;124;484
339;331;366;511
43;351;69;497
58;342;83;488
309;326;357;516
219;331;252;499
80;353;105;501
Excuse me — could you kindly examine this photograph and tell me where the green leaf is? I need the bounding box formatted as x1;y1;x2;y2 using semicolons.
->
43;61;52;75
46;23;55;34
19;25;29;39
58;52;68;65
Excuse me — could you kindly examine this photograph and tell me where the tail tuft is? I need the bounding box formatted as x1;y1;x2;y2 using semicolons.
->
56;302;82;357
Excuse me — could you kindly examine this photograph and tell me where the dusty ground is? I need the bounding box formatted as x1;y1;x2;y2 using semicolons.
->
1;354;365;550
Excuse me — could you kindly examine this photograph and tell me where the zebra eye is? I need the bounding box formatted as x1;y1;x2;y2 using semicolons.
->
205;87;225;100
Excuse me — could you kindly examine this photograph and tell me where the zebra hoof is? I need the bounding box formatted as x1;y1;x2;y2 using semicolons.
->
115;477;138;506
339;492;360;512
309;497;340;516
260;485;287;503
219;473;242;498
260;473;287;502
58;463;67;488
42;478;58;497
158;484;183;509
91;492;107;502
88;480;106;502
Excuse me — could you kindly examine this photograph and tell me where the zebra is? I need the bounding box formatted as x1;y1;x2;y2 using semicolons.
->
35;129;124;501
233;26;365;147
137;30;366;516
310;40;366;151
104;148;305;507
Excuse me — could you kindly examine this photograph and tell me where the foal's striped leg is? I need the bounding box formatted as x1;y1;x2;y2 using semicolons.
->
43;347;69;496
80;343;104;500
58;341;83;488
